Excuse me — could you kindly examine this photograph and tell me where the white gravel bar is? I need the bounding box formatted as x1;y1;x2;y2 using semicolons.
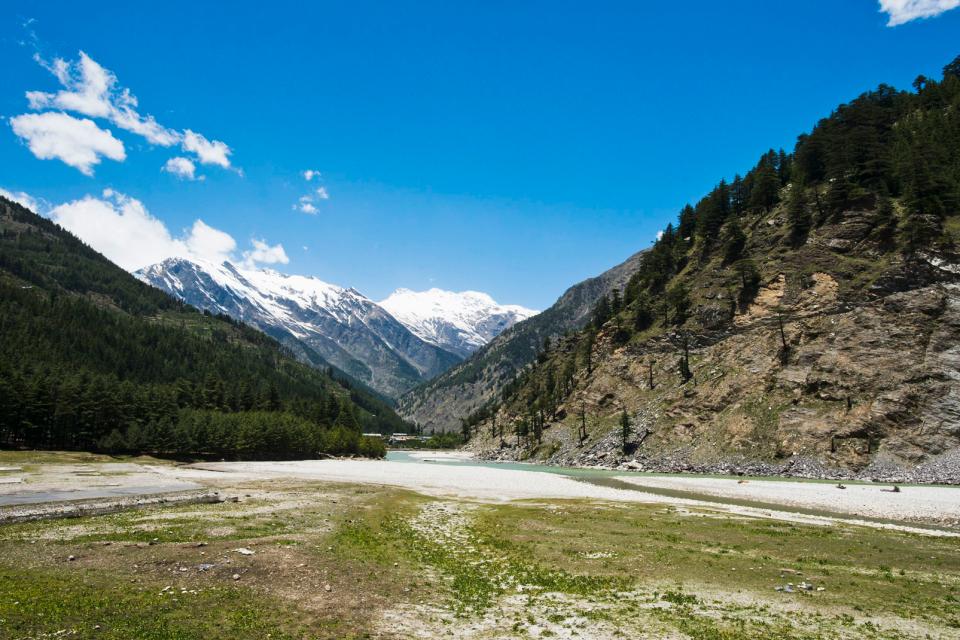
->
612;474;960;526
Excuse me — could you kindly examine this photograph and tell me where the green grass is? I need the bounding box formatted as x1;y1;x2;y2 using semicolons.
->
471;500;960;635
1;471;957;638
0;566;305;640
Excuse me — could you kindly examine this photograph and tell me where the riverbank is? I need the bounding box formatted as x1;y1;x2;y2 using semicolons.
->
3;452;959;534
2;452;959;639
472;435;960;485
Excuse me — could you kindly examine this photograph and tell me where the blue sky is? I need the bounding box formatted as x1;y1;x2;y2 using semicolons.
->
1;1;959;309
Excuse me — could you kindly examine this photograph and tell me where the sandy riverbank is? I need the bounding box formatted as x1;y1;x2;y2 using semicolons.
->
613;475;960;526
3;456;959;536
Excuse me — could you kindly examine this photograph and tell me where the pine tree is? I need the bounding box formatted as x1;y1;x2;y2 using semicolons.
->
787;186;811;247
750;162;780;213
665;282;690;326
620;409;631;453
721;216;746;264
873;195;898;252
733;259;761;308
825;176;851;220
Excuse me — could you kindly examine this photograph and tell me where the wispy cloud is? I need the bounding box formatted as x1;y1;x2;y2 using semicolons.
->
27;51;181;146
0;187;44;213
242;238;289;268
182;130;232;168
294;195;318;214
163;156;200;181
879;0;960;26
12;49;235;175
10;112;125;176
294;170;329;213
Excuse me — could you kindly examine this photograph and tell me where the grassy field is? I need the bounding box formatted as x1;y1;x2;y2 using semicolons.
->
0;473;958;639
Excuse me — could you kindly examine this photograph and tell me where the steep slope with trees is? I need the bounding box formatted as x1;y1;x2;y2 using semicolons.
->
465;56;960;483
398;249;646;432
0;197;402;459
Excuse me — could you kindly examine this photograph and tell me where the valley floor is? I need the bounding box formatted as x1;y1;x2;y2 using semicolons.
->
1;451;959;639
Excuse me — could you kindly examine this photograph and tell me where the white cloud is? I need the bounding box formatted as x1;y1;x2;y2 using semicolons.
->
27;51;180;146
879;0;960;25
0;187;42;213
656;230;664;241
10;112;125;176
294;195;318;214
49;190;185;269
182;130;232;168
292;181;329;214
47;189;284;271
242;239;289;268
19;50;234;173
184;219;236;263
163;156;198;180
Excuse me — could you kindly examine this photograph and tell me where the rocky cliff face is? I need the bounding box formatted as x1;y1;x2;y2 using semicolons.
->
468;207;960;483
398;249;646;431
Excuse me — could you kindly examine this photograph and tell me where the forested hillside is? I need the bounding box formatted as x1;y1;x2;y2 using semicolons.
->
0;197;403;459
466;56;960;482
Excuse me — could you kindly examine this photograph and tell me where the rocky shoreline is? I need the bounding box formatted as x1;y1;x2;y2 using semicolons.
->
0;489;224;525
474;434;960;486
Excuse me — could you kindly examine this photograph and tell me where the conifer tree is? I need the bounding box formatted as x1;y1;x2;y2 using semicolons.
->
787;186;811;247
620;409;631;453
750;162;780;213
721;216;746;264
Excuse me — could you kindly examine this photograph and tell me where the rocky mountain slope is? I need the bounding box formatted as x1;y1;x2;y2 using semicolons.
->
465;57;960;483
137;257;461;399
379;288;537;358
398;249;646;431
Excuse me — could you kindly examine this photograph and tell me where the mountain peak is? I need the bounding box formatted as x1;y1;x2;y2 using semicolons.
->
380;287;537;358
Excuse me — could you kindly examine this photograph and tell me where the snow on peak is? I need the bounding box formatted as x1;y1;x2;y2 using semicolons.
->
138;257;535;361
137;256;372;329
379;287;537;356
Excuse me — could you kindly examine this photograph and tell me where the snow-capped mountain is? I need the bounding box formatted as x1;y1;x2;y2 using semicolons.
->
136;257;461;398
379;288;538;358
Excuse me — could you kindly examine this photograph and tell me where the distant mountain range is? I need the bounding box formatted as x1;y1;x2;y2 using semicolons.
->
136;257;535;399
